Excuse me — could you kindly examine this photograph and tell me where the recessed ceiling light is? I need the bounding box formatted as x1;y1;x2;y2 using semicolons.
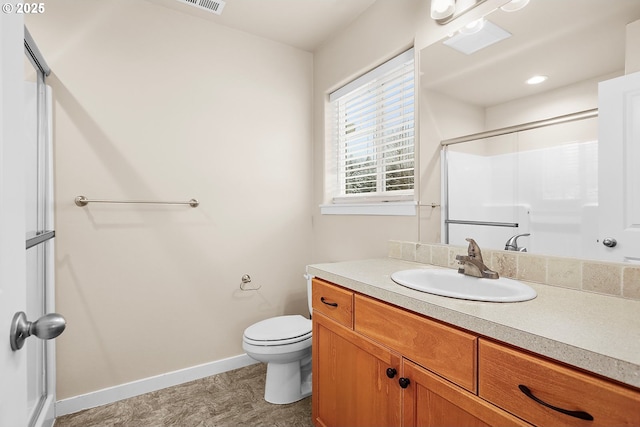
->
459;18;486;36
501;0;530;12
526;75;548;85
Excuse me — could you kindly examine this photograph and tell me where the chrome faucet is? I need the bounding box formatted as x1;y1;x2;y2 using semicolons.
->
505;233;530;252
456;238;499;279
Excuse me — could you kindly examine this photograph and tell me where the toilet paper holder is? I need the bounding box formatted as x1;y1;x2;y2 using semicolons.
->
240;274;261;291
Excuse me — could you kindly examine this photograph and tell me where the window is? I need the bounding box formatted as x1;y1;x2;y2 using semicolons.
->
327;48;415;211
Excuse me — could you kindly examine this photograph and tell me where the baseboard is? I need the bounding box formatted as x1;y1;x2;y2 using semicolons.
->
55;354;257;417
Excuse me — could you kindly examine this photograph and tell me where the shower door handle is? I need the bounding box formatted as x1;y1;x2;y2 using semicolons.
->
9;311;66;351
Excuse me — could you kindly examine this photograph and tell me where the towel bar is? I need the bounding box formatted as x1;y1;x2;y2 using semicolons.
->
74;196;199;208
445;219;518;228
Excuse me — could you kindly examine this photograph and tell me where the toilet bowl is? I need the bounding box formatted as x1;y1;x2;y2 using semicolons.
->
241;275;313;404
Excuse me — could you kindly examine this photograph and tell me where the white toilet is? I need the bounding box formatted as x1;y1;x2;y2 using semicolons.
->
242;275;313;404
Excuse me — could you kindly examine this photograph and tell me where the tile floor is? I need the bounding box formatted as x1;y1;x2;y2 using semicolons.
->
54;363;313;427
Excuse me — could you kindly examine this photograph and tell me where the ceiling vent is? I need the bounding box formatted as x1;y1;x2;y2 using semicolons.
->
176;0;226;15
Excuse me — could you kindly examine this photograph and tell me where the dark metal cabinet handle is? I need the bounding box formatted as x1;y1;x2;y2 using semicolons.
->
320;297;338;307
518;385;594;421
386;368;397;379
399;377;411;389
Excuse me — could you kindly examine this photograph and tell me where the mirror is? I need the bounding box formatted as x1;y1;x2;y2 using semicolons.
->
420;0;640;262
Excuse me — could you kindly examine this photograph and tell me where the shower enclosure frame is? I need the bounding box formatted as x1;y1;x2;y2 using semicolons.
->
440;108;598;246
24;26;57;427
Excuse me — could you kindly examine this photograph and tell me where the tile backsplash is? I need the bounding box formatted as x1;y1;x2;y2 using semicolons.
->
389;240;640;301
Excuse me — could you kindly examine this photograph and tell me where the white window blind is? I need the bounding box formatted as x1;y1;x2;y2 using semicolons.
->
329;48;415;201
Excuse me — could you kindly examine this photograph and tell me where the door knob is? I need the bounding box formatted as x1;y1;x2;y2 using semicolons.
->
10;311;66;351
398;377;411;389
386;368;397;378
602;237;617;248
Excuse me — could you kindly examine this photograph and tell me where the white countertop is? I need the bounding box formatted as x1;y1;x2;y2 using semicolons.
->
307;258;640;389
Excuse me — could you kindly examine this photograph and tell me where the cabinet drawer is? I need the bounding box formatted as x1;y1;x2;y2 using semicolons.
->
355;294;477;392
479;339;640;427
312;278;353;329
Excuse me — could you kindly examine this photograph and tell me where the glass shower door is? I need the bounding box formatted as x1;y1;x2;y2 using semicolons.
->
24;29;56;427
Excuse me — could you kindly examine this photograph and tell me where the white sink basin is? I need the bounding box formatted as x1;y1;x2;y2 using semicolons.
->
390;269;537;302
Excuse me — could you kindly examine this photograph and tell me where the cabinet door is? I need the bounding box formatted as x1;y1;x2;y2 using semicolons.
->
402;360;531;427
313;312;402;427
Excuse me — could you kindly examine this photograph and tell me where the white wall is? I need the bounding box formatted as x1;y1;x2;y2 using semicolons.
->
27;0;631;403
310;0;510;260
27;0;504;403
485;74;616;129
26;0;312;400
312;0;425;262
626;19;640;74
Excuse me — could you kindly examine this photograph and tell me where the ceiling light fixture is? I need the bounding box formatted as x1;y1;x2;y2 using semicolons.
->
500;0;530;13
431;0;456;20
459;18;485;35
526;75;548;85
431;0;489;25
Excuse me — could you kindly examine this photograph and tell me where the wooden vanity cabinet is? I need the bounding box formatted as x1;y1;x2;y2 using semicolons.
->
311;278;639;427
312;278;513;427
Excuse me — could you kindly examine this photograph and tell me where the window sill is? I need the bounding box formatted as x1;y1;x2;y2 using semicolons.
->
319;201;417;216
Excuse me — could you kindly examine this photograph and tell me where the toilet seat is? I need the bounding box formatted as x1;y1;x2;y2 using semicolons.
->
243;315;311;346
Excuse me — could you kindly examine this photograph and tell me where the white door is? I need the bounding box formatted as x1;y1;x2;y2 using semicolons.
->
1;12;30;427
598;71;640;262
1;16;61;427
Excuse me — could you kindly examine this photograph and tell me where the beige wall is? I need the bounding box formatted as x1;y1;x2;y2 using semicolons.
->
485;74;616;130
27;0;312;399
311;0;424;262
626;19;640;74
28;0;608;402
311;0;509;260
